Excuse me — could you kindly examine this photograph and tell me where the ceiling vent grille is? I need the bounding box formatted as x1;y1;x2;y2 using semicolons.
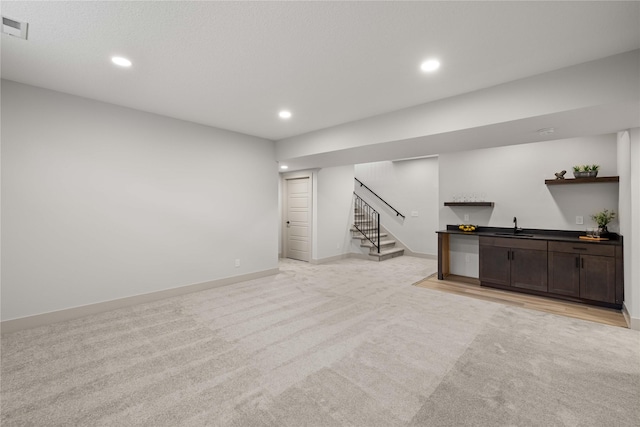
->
2;16;28;40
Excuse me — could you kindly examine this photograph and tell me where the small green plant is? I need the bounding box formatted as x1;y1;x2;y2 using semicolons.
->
591;209;616;229
572;164;600;172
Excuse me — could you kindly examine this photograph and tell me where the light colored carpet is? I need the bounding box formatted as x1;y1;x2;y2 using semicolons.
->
1;256;639;426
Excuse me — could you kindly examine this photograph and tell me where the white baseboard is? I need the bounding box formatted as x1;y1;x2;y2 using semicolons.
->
622;303;639;330
310;253;352;264
1;268;280;335
402;252;437;260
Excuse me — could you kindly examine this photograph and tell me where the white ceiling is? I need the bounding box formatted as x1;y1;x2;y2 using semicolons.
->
2;1;639;141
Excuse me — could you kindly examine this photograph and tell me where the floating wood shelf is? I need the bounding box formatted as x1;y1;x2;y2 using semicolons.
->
545;176;619;185
444;202;495;207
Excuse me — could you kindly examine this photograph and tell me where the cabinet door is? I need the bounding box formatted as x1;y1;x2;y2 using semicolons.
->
510;248;548;292
479;244;510;286
580;255;616;303
548;252;580;297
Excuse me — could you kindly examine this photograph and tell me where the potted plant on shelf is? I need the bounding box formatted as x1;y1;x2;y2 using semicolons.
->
573;164;599;178
591;209;616;236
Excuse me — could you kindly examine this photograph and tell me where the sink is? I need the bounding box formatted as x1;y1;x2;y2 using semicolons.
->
494;232;535;237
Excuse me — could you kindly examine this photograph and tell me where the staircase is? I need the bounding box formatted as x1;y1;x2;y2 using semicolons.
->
352;203;404;262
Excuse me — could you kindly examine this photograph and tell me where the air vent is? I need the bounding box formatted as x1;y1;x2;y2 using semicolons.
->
2;16;28;40
537;127;555;136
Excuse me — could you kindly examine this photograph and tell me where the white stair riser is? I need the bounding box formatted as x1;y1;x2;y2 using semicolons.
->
367;243;396;253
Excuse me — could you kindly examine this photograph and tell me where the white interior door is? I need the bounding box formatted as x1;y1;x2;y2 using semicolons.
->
285;177;310;261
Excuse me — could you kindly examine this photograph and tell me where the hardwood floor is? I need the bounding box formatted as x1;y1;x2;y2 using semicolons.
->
415;274;628;328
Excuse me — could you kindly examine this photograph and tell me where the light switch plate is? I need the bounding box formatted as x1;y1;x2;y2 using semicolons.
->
411;211;418;217
576;216;584;225
464;214;469;222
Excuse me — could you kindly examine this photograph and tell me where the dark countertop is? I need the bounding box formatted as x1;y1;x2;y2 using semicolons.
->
437;225;622;245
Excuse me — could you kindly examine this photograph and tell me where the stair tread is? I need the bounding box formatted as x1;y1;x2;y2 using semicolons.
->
360;240;396;247
350;228;387;236
352;234;389;240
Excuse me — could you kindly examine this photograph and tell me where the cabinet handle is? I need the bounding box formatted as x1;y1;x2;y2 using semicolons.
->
575;257;580;268
572;247;587;251
507;250;510;260
581;258;584;269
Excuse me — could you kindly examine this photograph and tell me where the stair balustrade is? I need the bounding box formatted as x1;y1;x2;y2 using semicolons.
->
353;193;380;253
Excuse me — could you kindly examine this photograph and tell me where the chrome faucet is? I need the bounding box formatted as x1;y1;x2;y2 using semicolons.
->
513;217;518;233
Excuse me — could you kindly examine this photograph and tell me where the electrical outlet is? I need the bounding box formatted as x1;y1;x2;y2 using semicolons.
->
235;259;240;267
576;216;584;225
465;254;471;263
411;211;419;217
464;214;469;222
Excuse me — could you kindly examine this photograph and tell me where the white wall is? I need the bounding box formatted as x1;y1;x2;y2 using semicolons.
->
618;128;640;329
617;131;632;322
1;80;279;321
439;134;619;277
630;128;640;328
354;157;439;256
314;165;355;262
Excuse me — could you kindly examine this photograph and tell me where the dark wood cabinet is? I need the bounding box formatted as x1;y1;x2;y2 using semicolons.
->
510;248;548;292
580;255;616;303
478;244;510;286
548;241;616;304
548;251;581;297
439;227;623;309
479;237;548;292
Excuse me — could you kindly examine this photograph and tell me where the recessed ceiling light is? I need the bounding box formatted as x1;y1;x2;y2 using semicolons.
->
279;110;292;119
111;56;132;67
280;165;289;170
420;59;440;72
